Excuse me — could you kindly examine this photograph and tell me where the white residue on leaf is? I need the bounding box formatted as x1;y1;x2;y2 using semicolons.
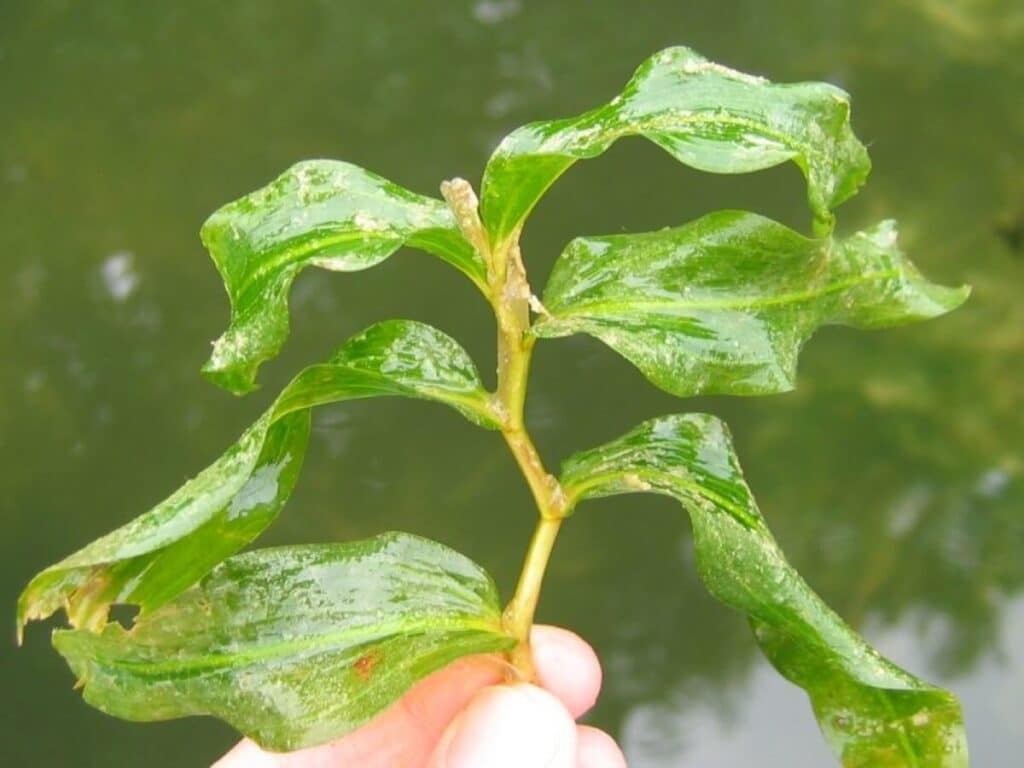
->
876;224;899;248
677;57;766;85
208;329;251;368
331;166;352;190
624;473;652;491
741;132;786;151
354;211;388;232
294;165;314;202
409;204;439;229
227;463;283;520
527;293;551;317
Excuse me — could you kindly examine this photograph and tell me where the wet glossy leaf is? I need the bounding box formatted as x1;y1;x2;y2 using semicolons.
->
533;212;968;398
18;320;498;637
560;415;967;767
201;160;485;394
53;533;514;751
480;46;870;245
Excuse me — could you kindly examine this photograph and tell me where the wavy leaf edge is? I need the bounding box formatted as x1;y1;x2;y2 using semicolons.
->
560;413;968;767
18;319;498;639
480;45;872;245
532;212;969;398
51;532;515;751
201;160;486;394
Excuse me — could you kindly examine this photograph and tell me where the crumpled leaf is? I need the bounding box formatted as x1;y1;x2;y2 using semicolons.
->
18;320;498;637
480;46;871;245
560;414;968;768
533;211;968;398
201;160;486;394
53;532;514;751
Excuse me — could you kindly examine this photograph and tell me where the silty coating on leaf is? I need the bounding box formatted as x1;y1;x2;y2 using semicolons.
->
53;533;515;751
533;212;969;398
18;320;499;637
201;160;485;394
480;46;871;244
560;415;968;767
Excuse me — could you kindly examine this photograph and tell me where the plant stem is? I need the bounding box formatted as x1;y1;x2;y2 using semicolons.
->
503;515;562;675
441;178;568;680
492;260;571;678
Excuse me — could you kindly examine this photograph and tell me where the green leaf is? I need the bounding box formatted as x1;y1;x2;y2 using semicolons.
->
201;160;486;394
52;533;514;751
560;414;968;767
18;320;499;637
480;46;871;245
533;212;969;398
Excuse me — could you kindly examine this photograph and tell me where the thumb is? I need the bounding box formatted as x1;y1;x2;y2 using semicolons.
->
427;683;577;768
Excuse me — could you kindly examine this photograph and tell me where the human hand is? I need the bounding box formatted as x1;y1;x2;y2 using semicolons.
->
213;625;626;767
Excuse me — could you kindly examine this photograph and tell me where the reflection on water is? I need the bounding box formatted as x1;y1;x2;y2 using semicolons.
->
1;1;1021;765
621;597;1024;767
622;654;833;767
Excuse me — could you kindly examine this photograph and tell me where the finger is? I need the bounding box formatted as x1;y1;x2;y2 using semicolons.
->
531;625;603;718
576;725;628;768
427;683;577;768
212;739;282;768
213;654;505;768
213;624;604;767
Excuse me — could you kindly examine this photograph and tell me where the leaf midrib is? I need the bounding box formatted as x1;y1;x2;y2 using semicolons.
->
542;268;899;322
615;109;824;166
501;107;828;170
73;616;505;676
239;229;401;298
564;467;761;529
229;182;455;296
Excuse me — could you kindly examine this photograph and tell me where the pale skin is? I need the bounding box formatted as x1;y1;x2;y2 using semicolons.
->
214;625;627;768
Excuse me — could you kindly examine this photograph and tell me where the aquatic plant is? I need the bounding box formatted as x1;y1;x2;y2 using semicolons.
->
18;47;969;766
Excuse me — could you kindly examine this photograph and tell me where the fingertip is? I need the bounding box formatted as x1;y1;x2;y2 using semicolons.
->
531;625;603;718
429;684;577;768
211;739;280;768
576;725;628;768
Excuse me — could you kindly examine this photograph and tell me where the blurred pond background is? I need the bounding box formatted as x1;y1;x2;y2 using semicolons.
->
2;1;1022;765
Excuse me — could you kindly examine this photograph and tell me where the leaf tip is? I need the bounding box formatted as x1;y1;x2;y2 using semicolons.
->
201;351;261;396
952;282;972;306
15;585;44;646
918;280;971;319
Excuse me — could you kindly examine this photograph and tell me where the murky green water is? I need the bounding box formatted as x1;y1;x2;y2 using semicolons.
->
2;1;1021;765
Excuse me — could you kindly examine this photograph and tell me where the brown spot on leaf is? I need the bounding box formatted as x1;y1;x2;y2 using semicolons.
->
353;650;382;681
